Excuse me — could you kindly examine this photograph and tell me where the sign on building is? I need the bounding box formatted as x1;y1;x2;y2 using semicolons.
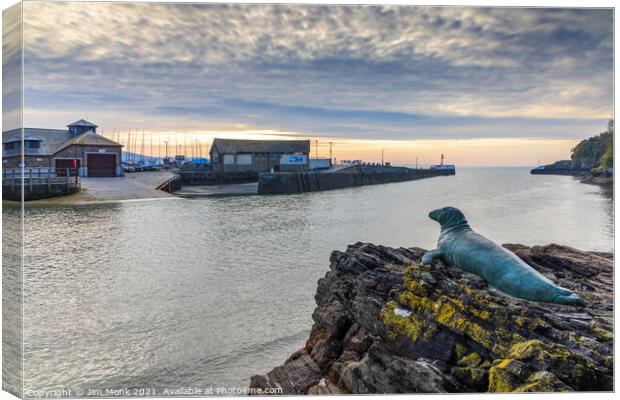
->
280;154;307;164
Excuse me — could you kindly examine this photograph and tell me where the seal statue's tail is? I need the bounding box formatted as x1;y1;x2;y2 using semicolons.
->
553;292;586;307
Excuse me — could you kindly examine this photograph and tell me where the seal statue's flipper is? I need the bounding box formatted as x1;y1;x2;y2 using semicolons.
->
421;249;443;265
426;206;585;307
553;293;586;307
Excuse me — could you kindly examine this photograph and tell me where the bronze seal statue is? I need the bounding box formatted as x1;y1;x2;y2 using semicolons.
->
422;207;585;306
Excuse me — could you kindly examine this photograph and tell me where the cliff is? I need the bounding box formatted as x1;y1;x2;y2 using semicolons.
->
250;243;613;393
531;120;613;184
571;120;613;172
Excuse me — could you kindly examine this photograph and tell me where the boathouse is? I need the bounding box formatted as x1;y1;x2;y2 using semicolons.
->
209;138;310;173
2;119;123;177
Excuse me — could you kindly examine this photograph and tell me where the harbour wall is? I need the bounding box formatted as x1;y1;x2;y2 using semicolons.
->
2;169;81;201
156;174;182;193
257;165;452;195
179;170;258;185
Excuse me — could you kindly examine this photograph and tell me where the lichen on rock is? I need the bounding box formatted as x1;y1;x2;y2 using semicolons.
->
250;242;613;394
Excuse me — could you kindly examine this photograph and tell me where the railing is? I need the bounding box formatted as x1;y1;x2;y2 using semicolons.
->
156;173;182;193
2;168;81;200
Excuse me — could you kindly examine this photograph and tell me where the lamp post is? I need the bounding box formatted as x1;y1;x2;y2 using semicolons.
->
164;141;168;158
381;149;385;166
329;142;333;165
416;157;418;169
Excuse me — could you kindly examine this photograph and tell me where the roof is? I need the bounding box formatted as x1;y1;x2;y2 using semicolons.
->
54;130;122;153
211;138;310;154
2;127;121;156
67;119;98;128
2;135;42;142
3;128;73;156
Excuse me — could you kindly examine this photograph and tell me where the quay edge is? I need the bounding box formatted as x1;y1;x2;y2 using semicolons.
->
256;165;454;195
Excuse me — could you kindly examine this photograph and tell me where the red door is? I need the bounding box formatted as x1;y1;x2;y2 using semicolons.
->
87;154;116;177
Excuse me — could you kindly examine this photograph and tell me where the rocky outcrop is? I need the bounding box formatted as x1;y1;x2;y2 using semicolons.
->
580;169;614;186
250;243;613;394
530;160;585;176
531;120;613;185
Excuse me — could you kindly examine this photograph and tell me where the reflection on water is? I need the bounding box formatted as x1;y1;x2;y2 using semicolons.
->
597;184;614;231
6;168;613;394
2;210;23;398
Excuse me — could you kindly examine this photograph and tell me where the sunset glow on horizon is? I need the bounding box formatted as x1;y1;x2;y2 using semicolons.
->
94;127;581;167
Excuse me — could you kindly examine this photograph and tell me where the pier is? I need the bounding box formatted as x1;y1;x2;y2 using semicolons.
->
174;182;258;197
258;165;454;195
2;168;81;201
4;170;177;205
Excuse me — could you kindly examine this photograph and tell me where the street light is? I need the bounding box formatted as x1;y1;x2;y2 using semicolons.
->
381;149;385;166
164;141;168;158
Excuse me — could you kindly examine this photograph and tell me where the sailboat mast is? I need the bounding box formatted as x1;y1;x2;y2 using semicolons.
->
141;129;145;163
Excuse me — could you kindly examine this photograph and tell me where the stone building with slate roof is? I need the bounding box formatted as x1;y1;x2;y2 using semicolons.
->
209;138;310;172
2;119;123;177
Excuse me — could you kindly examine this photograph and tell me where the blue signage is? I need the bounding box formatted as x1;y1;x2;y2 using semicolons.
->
287;155;305;163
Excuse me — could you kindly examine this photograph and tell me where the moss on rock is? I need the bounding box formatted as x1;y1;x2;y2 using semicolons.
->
589;318;613;343
514;371;572;393
375;252;612;393
488;359;529;392
380;300;436;343
452;367;488;391
457;352;482;368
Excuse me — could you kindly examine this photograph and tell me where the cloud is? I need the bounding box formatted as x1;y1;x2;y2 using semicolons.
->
2;3;23;130
15;3;613;142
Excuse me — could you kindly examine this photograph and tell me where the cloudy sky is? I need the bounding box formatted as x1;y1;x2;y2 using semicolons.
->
7;2;615;165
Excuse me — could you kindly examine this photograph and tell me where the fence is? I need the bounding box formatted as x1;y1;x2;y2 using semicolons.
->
2;168;81;201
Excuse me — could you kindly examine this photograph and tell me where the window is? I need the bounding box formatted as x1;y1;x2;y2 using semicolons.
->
25;140;40;149
236;154;252;165
3;142;17;151
223;154;235;165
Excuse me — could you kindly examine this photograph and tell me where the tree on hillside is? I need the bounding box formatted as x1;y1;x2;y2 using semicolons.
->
571;119;613;171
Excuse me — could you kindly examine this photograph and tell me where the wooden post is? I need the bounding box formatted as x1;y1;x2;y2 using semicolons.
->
29;168;33;193
11;169;15;192
48;170;51;195
66;168;70;192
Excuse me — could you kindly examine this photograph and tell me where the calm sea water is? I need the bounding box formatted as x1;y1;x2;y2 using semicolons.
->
5;167;613;395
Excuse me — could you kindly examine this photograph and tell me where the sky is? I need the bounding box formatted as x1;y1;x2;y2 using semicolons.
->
3;1;614;166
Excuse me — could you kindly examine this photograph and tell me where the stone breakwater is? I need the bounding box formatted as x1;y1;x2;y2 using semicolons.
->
250;242;613;393
257;165;453;195
179;170;259;185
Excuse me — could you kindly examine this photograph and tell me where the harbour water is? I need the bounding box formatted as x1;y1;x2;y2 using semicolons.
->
6;167;613;394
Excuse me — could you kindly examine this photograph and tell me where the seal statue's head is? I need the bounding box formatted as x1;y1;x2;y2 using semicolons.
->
429;207;470;231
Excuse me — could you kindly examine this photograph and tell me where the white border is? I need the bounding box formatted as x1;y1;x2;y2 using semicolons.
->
0;2;616;400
